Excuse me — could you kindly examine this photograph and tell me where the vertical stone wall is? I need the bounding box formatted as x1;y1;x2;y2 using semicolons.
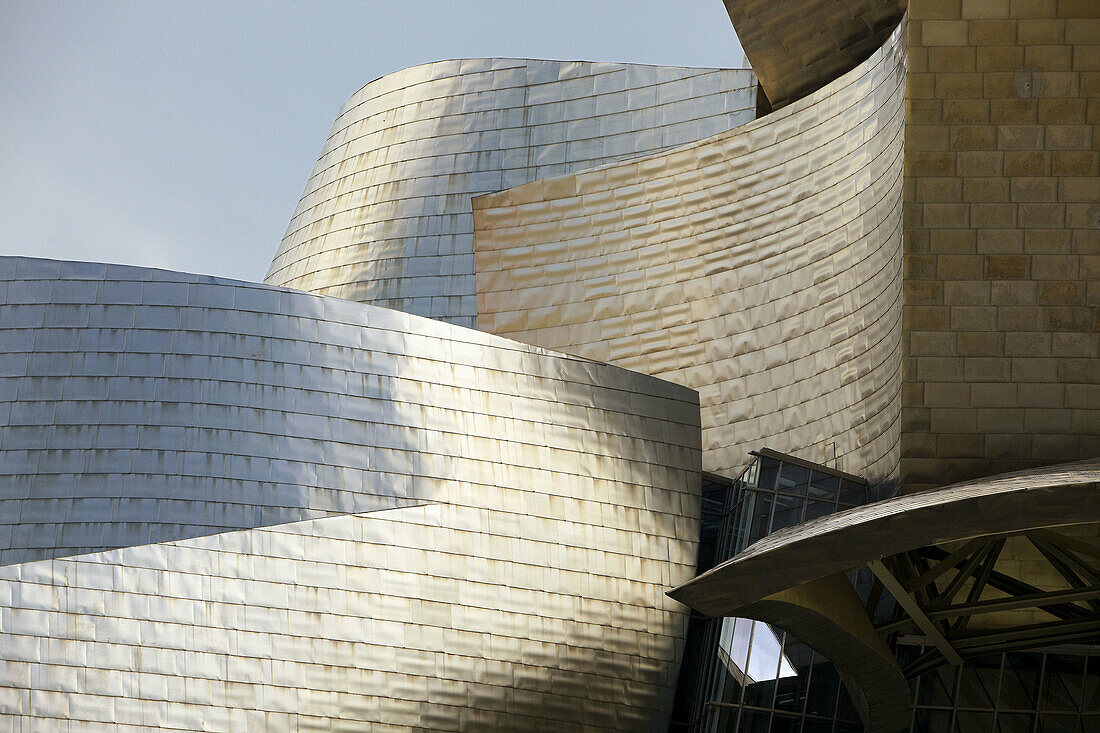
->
902;0;1100;491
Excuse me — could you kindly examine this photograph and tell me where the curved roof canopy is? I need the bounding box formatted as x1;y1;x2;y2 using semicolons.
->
670;460;1100;732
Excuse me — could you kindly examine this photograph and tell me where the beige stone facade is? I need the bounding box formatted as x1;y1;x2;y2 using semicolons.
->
902;0;1100;491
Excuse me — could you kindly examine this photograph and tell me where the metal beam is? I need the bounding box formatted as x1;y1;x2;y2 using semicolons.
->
869;559;964;667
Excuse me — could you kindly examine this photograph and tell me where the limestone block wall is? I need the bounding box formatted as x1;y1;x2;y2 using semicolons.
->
902;0;1100;491
0;255;702;731
473;22;908;487
266;59;757;329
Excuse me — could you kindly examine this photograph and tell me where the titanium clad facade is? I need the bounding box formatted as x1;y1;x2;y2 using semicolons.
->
265;59;758;328
473;21;908;486
0;255;702;730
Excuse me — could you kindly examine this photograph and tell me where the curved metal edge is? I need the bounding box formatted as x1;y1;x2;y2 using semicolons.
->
741;574;912;732
669;462;1100;616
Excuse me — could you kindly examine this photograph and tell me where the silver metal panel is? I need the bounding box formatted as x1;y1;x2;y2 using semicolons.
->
474;22;908;488
0;255;701;730
265;60;757;328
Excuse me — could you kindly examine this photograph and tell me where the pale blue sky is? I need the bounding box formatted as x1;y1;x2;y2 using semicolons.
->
1;0;744;283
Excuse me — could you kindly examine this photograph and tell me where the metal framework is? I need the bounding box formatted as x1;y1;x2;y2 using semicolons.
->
871;529;1100;679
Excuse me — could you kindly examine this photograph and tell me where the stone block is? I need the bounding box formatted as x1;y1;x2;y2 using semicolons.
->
923;20;971;46
990;98;1039;124
951;126;998;151
931;229;978;253
1004;151;1051;176
956;150;1004;175
1016;19;1066;44
1037;98;1088;124
993;280;1039;303
1004;331;1052;356
905;280;945;304
1038;281;1085;305
976;46;1026;71
925;382;972;406
997;124;1045;149
1024;45;1073;72
1045;125;1093;150
1010;177;1058;201
959;328;1006;354
984;254;1030;278
1051;150;1099;176
1031;254;1078;279
1052;331;1097;357
1047;306;1095;331
970;202;1018;227
951;306;998;330
938;255;985;278
1024;229;1072;253
1016;382;1066;407
944;99;991;123
998;306;1046;330
966;356;1014;381
972;382;1018;407
1017;202;1066;227
977;228;1025;252
945;280;991;304
911;331;958;355
906;304;951;330
929;47;978;71
917;356;966;381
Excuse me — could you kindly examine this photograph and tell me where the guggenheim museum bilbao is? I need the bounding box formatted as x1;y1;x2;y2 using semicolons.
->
2;1;1099;731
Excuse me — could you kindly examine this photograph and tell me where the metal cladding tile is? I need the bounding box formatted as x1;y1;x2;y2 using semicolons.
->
0;255;700;730
475;21;907;489
266;59;757;327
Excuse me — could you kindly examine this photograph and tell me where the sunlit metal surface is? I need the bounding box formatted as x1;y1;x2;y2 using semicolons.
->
0;255;702;730
721;0;907;109
474;20;907;487
266;59;758;328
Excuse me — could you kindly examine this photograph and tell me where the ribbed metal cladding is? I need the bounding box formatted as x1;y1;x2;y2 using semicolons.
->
474;21;908;488
265;59;757;329
0;255;702;731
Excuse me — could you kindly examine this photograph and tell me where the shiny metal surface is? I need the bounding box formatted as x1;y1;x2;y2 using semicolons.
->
265;59;757;328
722;0;907;110
474;20;907;488
0;255;702;730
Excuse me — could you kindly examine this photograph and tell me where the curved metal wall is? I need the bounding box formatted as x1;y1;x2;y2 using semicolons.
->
473;22;908;486
265;59;757;328
0;255;701;730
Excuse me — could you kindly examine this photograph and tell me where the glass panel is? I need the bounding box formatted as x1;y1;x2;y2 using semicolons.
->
957;655;1002;709
954;711;994;732
768;713;801;733
835;682;861;722
756;457;780;491
774;638;813;713
807;470;839;500
1036;714;1081;733
994;713;1035;733
913;709;952;733
770;493;804;532
742;621;792;708
916;664;958;707
1000;652;1042;711
838;479;866;505
746;491;773;549
1081;655;1100;713
805;650;840;717
776;462;809;494
1040;653;1085;712
801;719;832;733
738;709;772;733
804;499;834;522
